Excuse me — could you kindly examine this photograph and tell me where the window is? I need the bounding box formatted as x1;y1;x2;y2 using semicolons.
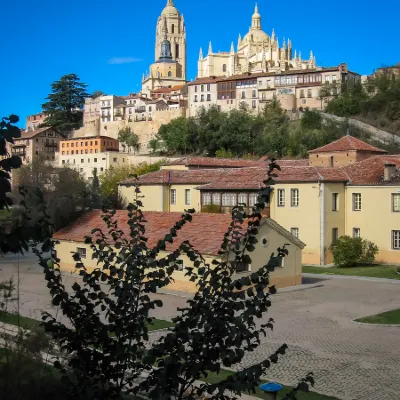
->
332;228;339;244
201;95;204;102
222;64;227;72
307;89;312;98
194;95;198;102
201;85;204;92
100;167;104;172
238;193;247;205
325;76;330;83
300;89;305;98
277;189;285;207
171;189;177;205
207;94;211;101
222;193;237;207
168;71;172;77
62;151;65;155
185;189;191;205
202;192;211;205
175;43;179;58
252;100;256;109
332;193;339;211
252;90;256;98
77;247;87;259
195;86;198;92
62;160;65;164
241;91;245;99
171;23;175;33
353;228;360;238
290;228;299;238
267;80;271;88
290;189;299;207
113;158;117;162
207;84;211;91
88;159;90;163
392;194;400;212
81;159;84;163
352;193;362;211
212;192;221;205
236;261;250;273
392;230;400;250
249;193;258;207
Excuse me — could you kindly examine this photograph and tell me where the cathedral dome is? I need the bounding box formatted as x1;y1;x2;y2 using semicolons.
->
243;29;269;44
161;0;179;16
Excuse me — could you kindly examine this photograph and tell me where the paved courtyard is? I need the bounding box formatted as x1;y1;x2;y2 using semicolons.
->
0;252;399;400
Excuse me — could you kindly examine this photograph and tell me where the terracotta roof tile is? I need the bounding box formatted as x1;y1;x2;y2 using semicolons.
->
343;155;400;185
14;127;62;140
53;210;236;256
309;135;387;154
188;76;226;86
162;157;266;168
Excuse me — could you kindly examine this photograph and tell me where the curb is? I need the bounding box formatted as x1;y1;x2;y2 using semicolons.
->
302;273;400;284
351;320;400;328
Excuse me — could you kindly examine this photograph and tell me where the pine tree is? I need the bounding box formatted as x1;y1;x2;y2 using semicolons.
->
42;74;88;133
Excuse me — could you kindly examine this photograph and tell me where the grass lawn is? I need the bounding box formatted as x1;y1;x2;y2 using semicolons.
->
303;265;400;280
355;308;400;324
0;311;173;332
0;311;42;330
202;369;338;400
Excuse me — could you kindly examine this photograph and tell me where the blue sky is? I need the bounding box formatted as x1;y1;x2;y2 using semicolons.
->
1;0;399;128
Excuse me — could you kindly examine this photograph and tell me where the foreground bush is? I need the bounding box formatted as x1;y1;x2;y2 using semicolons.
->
330;236;379;267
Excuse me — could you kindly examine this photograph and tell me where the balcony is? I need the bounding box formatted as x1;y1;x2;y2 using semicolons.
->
44;142;58;148
135;107;146;113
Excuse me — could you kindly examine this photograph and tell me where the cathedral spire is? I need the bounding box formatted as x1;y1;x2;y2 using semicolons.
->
255;2;258;13
251;2;261;30
208;41;213;55
230;41;235;54
163;17;168;39
199;47;203;60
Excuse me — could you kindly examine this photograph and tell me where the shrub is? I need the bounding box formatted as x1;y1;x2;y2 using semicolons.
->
330;236;378;267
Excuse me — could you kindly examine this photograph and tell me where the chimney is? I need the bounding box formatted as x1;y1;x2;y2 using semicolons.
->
384;163;396;181
162;170;170;184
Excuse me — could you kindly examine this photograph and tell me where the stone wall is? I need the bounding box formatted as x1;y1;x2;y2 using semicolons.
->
321;113;400;145
73;108;187;154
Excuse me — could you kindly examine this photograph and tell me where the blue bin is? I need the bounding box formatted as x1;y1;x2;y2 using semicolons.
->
259;382;284;400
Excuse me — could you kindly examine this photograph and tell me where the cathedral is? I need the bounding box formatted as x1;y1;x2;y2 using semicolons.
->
142;0;187;95
198;4;317;78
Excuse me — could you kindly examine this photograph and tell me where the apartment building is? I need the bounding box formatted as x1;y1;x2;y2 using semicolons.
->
59;136;119;156
25;112;48;131
119;136;400;265
12;127;65;164
188;64;360;116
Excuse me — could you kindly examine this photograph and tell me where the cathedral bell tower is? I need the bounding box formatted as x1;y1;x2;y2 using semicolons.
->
155;0;187;79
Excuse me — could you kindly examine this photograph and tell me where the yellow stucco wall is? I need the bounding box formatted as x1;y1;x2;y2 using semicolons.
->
345;186;400;264
119;185;164;211
168;185;201;212
324;183;346;264
55;221;303;293
270;183;321;265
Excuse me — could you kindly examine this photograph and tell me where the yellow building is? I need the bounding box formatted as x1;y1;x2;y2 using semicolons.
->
119;136;400;266
53;210;305;292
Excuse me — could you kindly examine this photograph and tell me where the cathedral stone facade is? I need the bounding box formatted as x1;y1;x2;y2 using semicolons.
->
198;4;316;78
142;0;187;95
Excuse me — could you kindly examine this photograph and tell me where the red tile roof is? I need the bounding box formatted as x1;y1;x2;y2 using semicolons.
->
343;155;400;185
188;76;225;86
120;169;233;186
309;136;387;154
162;157;266;168
53;210;236;256
14;127;62;140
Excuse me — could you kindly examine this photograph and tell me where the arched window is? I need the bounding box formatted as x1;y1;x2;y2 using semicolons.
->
222;64;227;72
171;24;175;34
176;43;179;58
168;71;172;77
330;156;334;167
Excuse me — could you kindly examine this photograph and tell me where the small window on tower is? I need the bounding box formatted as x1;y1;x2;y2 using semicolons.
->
176;43;179;58
223;64;227;72
171;24;175;34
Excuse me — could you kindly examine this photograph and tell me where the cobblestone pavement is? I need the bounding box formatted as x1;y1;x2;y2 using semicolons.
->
1;254;400;399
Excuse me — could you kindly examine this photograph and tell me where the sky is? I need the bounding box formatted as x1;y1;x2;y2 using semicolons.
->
1;0;399;128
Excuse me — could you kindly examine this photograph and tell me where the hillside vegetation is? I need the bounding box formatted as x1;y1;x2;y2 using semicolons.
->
154;100;399;159
325;73;400;134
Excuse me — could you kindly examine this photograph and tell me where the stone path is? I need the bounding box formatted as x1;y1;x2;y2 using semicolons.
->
1;252;400;399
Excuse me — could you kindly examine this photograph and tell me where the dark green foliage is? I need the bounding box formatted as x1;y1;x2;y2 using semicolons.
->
91;90;106;99
301;109;322;130
36;161;314;399
326;74;400;133
118;126;139;153
330;236;379;267
13;158;92;231
42;74;88;133
91;168;102;208
0;115;21;210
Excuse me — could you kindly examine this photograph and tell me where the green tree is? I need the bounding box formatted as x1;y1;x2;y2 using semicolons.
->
301;109;322;131
318;83;332;109
91;168;102;208
13;158;91;231
37;161;314;399
91;90;106;99
42;74;88;133
118;127;139;153
148;138;160;154
215;147;234;158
